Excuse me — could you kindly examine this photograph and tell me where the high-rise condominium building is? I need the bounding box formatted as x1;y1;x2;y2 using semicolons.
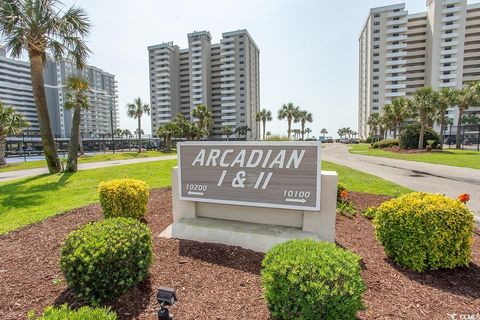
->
358;0;480;139
148;29;260;140
0;47;119;138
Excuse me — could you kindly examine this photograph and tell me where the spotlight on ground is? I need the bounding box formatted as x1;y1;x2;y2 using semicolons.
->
157;286;177;320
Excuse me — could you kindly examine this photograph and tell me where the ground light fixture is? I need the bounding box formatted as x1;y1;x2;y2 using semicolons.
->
157;286;177;320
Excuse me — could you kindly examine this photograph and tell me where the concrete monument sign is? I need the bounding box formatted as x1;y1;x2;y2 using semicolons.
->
160;141;338;253
178;141;321;211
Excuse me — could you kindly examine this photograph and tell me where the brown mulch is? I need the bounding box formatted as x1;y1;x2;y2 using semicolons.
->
0;189;479;320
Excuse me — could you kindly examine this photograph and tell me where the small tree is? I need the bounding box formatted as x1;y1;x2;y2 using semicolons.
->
157;122;179;151
221;126;233;141
321;128;328;139
64;76;90;172
191;104;213;139
256;109;272;140
0;102;29;166
410;87;437;149
294;110;313;140
278;103;299;140
127;98;150;153
367;113;381;141
235;125;251;141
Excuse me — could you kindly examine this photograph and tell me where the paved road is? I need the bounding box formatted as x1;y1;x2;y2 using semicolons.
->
323;144;480;221
0;155;177;182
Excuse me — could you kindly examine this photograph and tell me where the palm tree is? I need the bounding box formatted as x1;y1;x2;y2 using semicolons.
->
410;87;437;149
0;102;29;166
294;110;313;140
114;128;123;138
278;103;299;140
221;126;233;141
191;104;213;139
383;97;410;138
127;98;150;152
158;122;179;151
123;129;132;138
320;128;328;139
305;128;312;139
367;113;381;141
64;76;90;172
455;81;480;149
266;131;272;139
255;109;272;140
235;125;251;141
434;87;458;149
0;0;91;173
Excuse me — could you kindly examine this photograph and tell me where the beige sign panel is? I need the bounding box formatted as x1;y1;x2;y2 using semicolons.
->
178;141;321;211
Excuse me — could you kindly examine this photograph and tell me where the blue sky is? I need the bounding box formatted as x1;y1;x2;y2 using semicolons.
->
60;0;479;138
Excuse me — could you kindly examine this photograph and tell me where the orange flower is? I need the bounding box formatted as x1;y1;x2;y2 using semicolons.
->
457;193;470;203
340;190;349;200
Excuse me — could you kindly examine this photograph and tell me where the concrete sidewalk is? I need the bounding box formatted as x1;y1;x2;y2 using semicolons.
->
323;144;480;221
0;155;177;182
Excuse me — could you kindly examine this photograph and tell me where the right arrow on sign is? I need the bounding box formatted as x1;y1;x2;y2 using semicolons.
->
285;198;307;203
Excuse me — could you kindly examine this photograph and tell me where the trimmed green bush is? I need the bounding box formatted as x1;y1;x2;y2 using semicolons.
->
374;192;474;272
261;239;365;320
398;124;440;149
60;218;153;304
28;304;117;320
365;136;373;143
362;207;378;220
372;139;399;149
98;178;149;219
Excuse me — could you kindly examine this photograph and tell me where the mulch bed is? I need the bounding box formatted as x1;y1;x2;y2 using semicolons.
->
0;189;479;320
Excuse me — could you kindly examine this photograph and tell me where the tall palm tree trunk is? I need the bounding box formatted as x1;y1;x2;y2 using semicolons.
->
439;114;446;150
137;117;142;153
287;118;292;140
418;124;426;150
0;129;6;166
29;54;62;173
301;121;305;140
455;109;463;149
66;105;81;172
262;120;266;140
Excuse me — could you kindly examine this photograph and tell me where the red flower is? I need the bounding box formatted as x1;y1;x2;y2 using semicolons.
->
340;190;349;200
458;193;470;204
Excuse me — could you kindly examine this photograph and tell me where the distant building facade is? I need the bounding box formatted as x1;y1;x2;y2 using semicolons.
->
0;47;119;138
358;0;480;140
148;29;260;140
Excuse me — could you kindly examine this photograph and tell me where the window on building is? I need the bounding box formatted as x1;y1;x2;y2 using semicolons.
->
373;53;379;57
373;91;379;95
374;13;380;18
373;83;379;87
373;60;379;65
373;98;379;102
373;45;379;49
374;29;380;33
373;68;379;72
374;21;380;26
373;37;380;41
372;106;379;110
373;75;379;80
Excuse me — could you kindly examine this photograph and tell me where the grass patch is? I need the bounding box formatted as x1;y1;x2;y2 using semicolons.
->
0;159;410;235
0;150;176;173
323;161;411;196
0;160;177;234
349;144;480;169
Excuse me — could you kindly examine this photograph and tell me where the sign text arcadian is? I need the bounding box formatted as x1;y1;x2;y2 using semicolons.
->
191;148;305;190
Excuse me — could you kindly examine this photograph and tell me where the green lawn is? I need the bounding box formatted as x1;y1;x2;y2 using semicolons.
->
0;150;176;173
349;144;480;169
0;159;410;235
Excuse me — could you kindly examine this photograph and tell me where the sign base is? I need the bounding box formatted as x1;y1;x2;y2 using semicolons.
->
160;217;322;253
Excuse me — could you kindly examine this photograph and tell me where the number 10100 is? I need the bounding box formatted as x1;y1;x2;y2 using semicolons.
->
284;190;311;198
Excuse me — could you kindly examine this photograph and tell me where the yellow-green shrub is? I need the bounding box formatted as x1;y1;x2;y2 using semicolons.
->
98;178;149;219
373;192;474;272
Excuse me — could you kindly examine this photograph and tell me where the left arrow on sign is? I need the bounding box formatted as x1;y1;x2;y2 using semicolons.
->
188;191;204;196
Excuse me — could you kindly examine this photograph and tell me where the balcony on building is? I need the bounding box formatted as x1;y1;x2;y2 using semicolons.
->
440;64;457;72
439;81;456;87
440;57;457;64
221;115;236;120
441;32;459;39
220;42;235;50
192;75;202;81
385;91;406;98
221;76;236;82
439;73;457;80
221;102;236;109
221;63;235;69
221;56;235;63
191;51;202;58
385;83;407;90
221;89;236;95
386;34;407;42
441;48;458;55
442;15;460;23
442;6;460;14
386;66;407;74
221;95;236;101
444;0;462;5
386;43;407;50
386;27;407;34
192;69;202;76
386;18;408;26
387;10;407;18
441;23;459;31
386;59;407;66
386;51;407;58
220;69;236;76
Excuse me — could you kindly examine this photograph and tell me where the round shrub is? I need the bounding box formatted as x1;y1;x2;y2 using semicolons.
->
399;124;440;149
98;178;149;219
261;239;365;320
60;218;153;304
374;192;474;272
373;138;399;149
29;304;117;320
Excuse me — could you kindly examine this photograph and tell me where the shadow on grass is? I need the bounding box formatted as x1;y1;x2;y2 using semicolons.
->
178;239;264;275
387;259;480;299
53;279;152;320
0;172;74;212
